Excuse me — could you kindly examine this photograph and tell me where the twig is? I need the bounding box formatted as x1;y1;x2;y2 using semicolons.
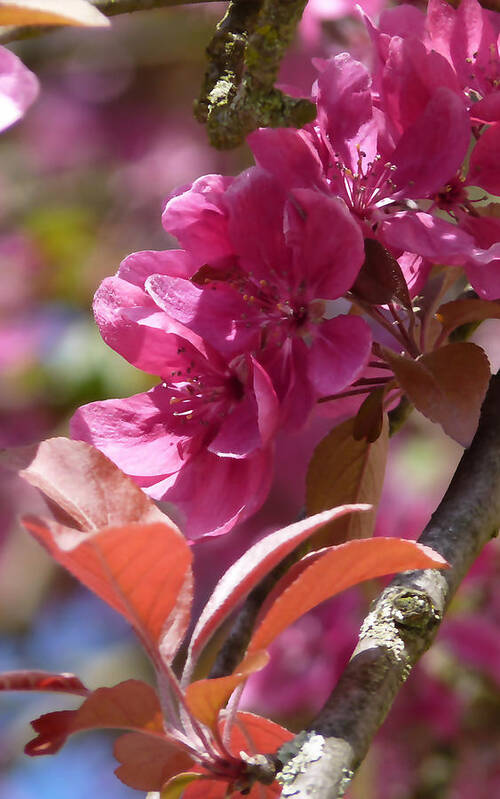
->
0;0;221;44
276;370;500;798
195;0;316;149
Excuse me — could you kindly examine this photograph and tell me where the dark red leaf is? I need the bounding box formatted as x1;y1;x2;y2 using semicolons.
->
436;298;500;336
306;416;388;547
0;671;89;696
21;518;192;668
11;437;168;531
351;238;412;308
382;343;491;445
183;713;293;799
248;538;448;653
114;732;193;790
353;389;389;442
26;679;163;756
185;651;269;732
183;505;370;681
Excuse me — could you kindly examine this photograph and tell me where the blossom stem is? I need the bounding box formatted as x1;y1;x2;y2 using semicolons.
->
222;684;245;750
317;387;373;403
388;302;420;358
362;304;409;352
352;377;392;386
368;360;393;370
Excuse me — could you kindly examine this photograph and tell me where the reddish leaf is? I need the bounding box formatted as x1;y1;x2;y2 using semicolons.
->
351;238;412;308
22;518;192;666
254;550;326;626
436;298;500;336
306;416;388;547
26;680;163;756
114;733;193;791
185;651;269;732
183;505;370;681
10;437;168;531
230;711;293;756
0;0;110;26
182;713;293;799
181;777;227;799
382;343;491;446
353;389;389;443
0;671;89;696
247;538;448;653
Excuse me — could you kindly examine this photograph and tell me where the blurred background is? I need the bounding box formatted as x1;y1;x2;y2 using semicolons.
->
0;2;499;797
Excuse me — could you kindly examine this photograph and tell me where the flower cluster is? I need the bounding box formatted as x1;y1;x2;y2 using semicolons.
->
72;0;499;539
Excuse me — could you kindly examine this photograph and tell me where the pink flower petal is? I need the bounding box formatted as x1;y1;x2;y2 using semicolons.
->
315;53;378;172
285;189;365;298
390;88;470;198
251;357;280;446
163;448;274;540
0;47;38;133
207;357;279;457
307;315;372;396
145;273;259;357
225;168;291;280
381;37;459;134
70;387;199;479
468;123;500;195
381;211;477;265
118;249;196;286
162;174;234;267
248;127;325;190
94;270;211;375
207;391;262;458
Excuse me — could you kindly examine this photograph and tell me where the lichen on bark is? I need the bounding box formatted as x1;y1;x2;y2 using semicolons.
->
195;0;316;149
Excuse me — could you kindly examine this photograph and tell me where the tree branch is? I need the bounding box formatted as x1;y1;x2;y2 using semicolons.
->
276;370;500;798
194;0;316;149
0;0;221;45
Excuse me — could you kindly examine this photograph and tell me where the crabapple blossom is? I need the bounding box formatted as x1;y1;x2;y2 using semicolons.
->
0;47;38;133
71;164;373;534
153;167;372;426
372;0;500;125
250;0;500;297
71;319;279;539
248;53;499;290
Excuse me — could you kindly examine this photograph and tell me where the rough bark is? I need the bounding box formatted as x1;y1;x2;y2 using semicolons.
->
194;0;315;149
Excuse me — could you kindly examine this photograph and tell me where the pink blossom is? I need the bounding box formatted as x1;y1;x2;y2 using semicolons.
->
458;214;500;300
368;0;500;124
71;284;279;539
427;0;500;123
249;53;500;296
251;54;468;218
154;167;372;426
161;174;235;270
0;46;38;133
